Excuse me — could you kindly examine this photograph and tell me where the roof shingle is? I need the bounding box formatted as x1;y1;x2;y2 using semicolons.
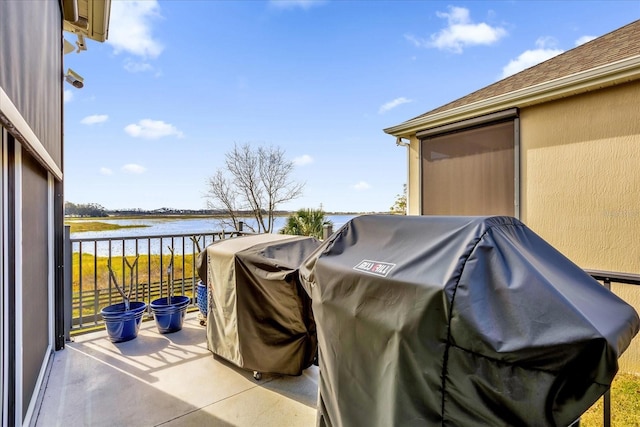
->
410;19;640;121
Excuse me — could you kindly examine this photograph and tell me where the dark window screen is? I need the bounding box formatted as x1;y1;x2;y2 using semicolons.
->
421;120;515;216
21;151;49;419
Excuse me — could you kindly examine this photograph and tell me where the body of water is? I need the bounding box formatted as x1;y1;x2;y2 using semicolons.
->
69;215;357;256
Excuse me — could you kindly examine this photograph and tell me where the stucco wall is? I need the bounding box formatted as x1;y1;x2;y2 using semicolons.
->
520;80;640;373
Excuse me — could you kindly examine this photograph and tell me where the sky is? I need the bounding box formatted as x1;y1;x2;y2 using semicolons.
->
63;0;640;213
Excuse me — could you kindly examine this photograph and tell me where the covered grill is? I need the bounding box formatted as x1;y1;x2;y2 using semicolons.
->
300;215;639;426
199;233;320;376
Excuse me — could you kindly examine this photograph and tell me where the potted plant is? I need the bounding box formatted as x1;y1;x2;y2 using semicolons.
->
149;246;191;334
100;256;147;343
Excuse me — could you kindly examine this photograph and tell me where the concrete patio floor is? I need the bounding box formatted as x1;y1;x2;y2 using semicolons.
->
34;313;319;427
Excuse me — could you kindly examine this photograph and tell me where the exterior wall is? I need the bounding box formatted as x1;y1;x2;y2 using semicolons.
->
0;0;63;168
520;80;640;373
1;1;62;425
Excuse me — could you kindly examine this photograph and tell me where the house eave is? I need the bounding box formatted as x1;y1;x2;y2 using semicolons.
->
62;0;111;43
384;54;640;138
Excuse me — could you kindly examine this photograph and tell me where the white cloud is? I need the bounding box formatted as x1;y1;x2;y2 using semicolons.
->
122;164;146;174
353;181;371;191
81;114;109;125
575;35;596;46
269;0;326;10
407;6;507;53
63;89;73;103
124;119;184;139
379;97;412;114
108;0;163;59
123;59;154;73
100;167;113;175
293;154;314;166
500;37;564;79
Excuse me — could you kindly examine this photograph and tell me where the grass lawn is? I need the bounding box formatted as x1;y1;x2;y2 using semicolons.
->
65;221;150;233
580;372;640;426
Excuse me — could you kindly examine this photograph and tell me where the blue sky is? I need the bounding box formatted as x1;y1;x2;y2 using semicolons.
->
63;0;640;213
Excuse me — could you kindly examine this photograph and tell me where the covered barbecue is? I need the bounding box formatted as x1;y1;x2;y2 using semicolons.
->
300;215;640;426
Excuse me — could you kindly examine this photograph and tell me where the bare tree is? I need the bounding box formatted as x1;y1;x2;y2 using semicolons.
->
205;143;304;233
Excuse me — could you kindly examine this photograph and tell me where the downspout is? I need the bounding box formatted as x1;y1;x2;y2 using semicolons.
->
396;137;410;215
61;0;78;23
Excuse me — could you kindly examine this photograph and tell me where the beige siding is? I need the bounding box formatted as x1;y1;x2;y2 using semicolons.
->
520;80;640;373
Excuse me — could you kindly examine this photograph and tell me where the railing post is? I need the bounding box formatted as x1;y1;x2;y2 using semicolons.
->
323;224;333;240
604;389;611;427
64;225;72;342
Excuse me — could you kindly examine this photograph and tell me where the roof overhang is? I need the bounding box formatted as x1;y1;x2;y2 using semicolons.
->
62;0;111;43
384;55;640;138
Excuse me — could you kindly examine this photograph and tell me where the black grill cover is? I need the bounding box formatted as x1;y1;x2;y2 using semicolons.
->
201;233;320;376
300;215;639;426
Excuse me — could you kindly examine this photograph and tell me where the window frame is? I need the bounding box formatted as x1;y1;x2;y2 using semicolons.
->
417;109;520;218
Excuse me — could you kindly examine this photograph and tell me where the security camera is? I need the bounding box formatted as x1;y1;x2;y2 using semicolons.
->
64;68;84;89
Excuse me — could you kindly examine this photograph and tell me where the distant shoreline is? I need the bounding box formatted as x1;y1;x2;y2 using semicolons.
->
65;211;371;221
64;212;371;233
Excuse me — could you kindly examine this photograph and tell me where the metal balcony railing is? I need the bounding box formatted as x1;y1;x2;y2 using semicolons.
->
583;269;640;427
63;225;250;337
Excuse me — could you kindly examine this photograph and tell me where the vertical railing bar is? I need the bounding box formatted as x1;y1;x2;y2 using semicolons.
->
121;239;125;302
78;243;83;328
603;389;611;427
181;236;186;296
171;236;175;299
191;234;198;299
147;237;151;311
160;238;164;300
93;240;98;326
604;278;611;427
602;277;611;427
64;227;72;339
108;240;112;306
135;238;139;302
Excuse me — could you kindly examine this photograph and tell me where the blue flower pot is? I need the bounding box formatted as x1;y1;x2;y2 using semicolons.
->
150;296;191;334
100;301;147;343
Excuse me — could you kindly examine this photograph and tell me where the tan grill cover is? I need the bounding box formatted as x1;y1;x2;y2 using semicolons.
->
202;233;320;375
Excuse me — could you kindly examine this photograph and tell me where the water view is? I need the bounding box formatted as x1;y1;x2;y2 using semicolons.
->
68;214;357;256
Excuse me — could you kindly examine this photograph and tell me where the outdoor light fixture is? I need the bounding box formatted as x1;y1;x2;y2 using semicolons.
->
396;137;410;147
64;68;84;89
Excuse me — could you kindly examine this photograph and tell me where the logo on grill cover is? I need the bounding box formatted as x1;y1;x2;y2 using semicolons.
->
353;260;396;277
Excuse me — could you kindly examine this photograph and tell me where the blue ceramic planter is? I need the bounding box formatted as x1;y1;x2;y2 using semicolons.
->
150;296;190;334
196;281;208;317
101;301;147;343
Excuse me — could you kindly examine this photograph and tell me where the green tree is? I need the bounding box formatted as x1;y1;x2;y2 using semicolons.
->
279;208;332;239
390;184;407;215
65;202;108;217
